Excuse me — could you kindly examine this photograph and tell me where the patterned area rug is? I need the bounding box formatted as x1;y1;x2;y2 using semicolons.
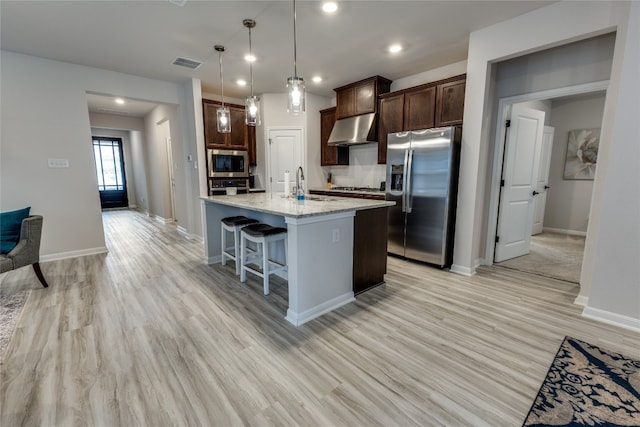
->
523;337;640;426
0;289;30;363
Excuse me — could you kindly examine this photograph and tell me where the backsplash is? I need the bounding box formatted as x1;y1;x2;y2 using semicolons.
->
326;144;386;189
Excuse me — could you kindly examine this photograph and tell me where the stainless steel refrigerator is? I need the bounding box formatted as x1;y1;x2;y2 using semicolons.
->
385;126;461;267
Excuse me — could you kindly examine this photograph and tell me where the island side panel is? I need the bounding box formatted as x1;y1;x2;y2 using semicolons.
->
285;211;356;326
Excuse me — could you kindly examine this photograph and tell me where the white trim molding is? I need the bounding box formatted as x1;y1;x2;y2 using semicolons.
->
582;306;640;333
450;264;476;277
41;246;108;262
286;291;355;327
542;227;587;237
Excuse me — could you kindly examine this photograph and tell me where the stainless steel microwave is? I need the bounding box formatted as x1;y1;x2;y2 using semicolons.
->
207;149;248;178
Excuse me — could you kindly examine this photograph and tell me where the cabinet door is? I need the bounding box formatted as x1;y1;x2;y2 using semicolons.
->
336;87;355;119
404;86;435;130
377;94;405;164
247;125;257;166
203;101;227;148
436;79;466;126
228;106;248;150
320;107;348;166
354;81;376;115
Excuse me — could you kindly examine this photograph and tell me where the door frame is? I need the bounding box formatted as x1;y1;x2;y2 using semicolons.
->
484;80;609;265
265;127;305;194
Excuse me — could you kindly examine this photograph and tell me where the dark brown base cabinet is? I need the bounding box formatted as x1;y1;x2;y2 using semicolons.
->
377;74;465;164
353;207;388;295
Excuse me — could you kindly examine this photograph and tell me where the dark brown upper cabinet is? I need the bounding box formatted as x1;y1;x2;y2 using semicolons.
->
436;79;466;127
202;99;256;166
320;107;348;166
335;76;392;120
377;75;466;164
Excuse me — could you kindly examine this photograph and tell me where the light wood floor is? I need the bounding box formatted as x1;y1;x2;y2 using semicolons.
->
1;210;638;426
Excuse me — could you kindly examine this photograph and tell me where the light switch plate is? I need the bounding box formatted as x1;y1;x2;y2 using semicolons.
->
48;158;69;168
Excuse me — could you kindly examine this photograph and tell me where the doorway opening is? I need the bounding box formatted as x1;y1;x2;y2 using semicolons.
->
92;136;129;209
486;82;608;283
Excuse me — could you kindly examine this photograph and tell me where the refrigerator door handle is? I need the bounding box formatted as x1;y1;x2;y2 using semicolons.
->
405;149;413;213
401;148;410;212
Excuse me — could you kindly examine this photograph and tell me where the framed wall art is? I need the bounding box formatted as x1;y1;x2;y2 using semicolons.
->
563;128;600;180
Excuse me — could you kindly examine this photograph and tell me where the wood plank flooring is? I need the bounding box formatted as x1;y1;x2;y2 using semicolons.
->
1;209;638;426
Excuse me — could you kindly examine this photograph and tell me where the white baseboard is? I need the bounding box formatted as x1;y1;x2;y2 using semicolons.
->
152;215;174;224
542;227;587;237
286;291;355;326
574;295;589;306
41;246;108;262
582;306;640;333
450;263;476;277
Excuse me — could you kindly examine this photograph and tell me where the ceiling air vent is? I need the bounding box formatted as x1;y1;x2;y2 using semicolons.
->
173;57;202;70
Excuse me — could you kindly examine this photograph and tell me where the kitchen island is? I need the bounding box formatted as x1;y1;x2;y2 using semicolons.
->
201;193;394;326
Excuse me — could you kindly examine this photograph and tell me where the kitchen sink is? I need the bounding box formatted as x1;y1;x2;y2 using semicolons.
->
305;195;334;202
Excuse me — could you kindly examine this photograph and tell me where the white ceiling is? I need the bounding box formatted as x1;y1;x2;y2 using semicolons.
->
1;0;554;115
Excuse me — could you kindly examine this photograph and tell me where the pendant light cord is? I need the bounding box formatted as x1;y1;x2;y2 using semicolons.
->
293;0;297;78
218;50;225;108
249;26;254;97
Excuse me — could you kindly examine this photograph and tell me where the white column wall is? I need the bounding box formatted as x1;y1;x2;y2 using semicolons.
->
452;0;629;275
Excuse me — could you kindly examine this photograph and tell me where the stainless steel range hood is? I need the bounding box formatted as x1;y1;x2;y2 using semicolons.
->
327;113;377;146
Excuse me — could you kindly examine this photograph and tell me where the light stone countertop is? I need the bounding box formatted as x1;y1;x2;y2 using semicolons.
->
201;193;394;218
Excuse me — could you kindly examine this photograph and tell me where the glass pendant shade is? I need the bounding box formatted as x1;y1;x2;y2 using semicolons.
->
243;19;260;126
245;95;261;126
287;76;305;114
217;107;231;133
214;45;231;134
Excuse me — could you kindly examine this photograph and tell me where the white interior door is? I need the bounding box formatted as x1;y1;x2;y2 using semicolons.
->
268;129;303;194
531;126;555;235
495;105;545;262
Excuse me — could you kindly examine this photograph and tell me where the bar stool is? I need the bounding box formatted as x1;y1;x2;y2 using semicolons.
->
221;216;259;275
240;223;288;295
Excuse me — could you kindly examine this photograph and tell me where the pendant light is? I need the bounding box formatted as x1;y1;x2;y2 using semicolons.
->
243;19;261;126
214;45;231;133
287;0;305;114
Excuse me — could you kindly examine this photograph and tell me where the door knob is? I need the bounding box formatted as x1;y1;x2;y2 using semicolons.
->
544;185;550;190
532;190;539;196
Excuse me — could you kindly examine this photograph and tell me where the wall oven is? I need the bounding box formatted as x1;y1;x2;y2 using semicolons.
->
207;149;248;178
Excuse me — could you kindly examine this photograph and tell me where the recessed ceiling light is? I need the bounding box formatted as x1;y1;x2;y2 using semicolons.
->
322;2;338;13
236;79;247;86
389;44;402;53
312;76;323;83
244;54;256;62
115;98;125;105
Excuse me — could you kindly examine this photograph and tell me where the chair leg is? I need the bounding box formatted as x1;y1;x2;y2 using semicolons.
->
32;262;49;288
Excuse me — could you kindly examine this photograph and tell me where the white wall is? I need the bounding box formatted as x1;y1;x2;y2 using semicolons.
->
456;0;638;327
129;131;149;212
586;0;640;325
391;60;468;92
253;92;330;192
0;50;191;258
544;93;606;233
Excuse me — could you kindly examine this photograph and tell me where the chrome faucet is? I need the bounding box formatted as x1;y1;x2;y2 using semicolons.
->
296;166;305;199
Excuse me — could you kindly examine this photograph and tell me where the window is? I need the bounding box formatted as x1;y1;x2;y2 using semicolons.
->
92;137;125;191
